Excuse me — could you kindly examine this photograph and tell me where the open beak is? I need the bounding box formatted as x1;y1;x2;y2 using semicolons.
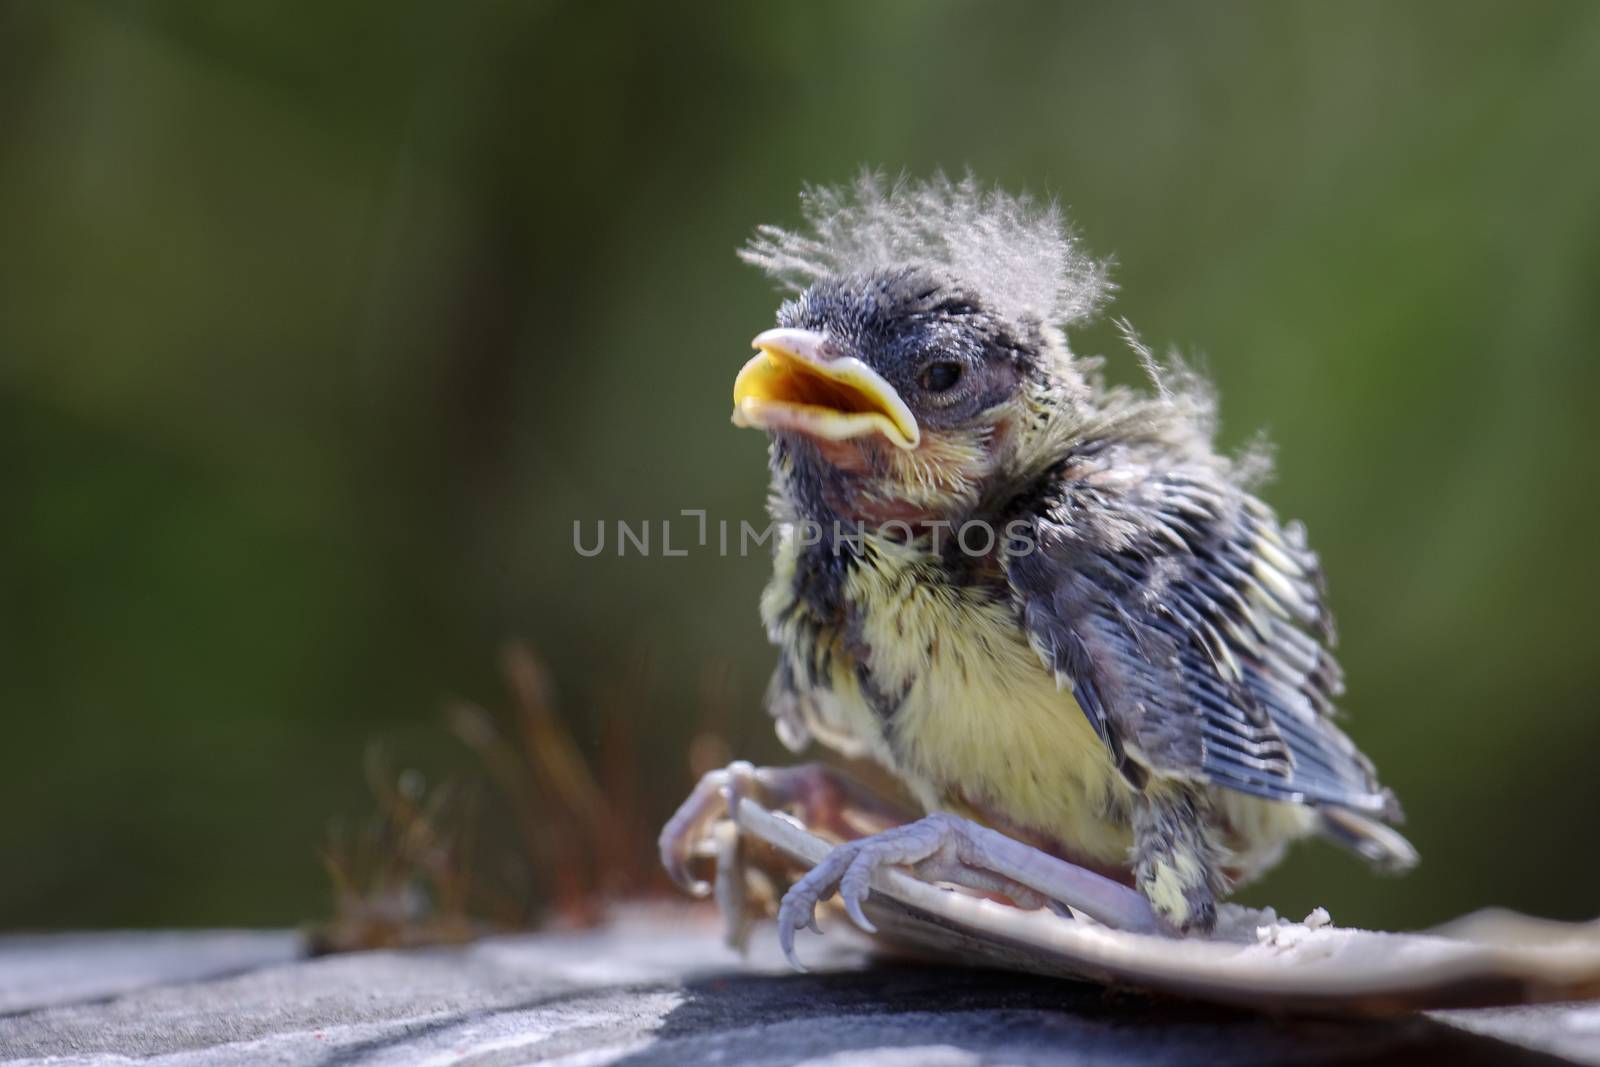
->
732;328;920;450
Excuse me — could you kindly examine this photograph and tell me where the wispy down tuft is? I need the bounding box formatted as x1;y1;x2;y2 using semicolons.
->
740;171;1112;332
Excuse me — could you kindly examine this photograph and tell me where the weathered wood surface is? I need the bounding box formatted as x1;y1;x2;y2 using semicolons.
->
2;911;1598;1065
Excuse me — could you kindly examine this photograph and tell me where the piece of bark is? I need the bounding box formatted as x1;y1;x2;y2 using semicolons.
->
720;797;1600;1016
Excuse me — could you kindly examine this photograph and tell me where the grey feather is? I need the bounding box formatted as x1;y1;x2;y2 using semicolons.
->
739;170;1111;336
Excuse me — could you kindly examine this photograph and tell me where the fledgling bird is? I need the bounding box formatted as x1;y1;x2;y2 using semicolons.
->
679;174;1415;958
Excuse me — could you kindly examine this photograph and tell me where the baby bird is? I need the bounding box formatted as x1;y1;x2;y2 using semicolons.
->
691;174;1414;958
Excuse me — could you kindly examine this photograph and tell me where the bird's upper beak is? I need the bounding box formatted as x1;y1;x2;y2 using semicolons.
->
731;328;920;450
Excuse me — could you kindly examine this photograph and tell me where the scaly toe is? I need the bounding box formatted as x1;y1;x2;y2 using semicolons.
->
838;853;881;934
776;893;817;971
657;768;731;896
774;845;864;969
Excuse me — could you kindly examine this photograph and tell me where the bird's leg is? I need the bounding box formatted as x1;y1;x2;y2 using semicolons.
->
659;760;914;946
1131;791;1227;935
777;811;1160;969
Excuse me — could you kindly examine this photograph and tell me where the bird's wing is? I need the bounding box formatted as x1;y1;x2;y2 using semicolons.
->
1002;444;1398;817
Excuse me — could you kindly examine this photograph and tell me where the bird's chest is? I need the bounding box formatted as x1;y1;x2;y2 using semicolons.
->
764;535;1132;861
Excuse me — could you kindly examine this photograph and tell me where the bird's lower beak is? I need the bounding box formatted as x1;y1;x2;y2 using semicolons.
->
732;328;920;450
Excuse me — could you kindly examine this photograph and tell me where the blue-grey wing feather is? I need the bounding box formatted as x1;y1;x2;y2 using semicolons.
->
1005;445;1399;818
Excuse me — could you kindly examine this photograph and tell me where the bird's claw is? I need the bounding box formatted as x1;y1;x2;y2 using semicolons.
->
776;818;951;968
661;761;913;901
658;760;759;897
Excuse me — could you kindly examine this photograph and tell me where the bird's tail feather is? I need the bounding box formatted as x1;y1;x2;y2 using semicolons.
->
1318;807;1419;873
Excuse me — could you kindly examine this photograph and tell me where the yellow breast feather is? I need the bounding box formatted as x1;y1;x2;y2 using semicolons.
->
829;535;1138;864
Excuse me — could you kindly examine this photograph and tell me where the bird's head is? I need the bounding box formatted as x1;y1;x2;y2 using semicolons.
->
732;270;1044;520
733;174;1111;527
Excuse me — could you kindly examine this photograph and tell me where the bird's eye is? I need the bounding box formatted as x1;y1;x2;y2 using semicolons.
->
920;361;963;393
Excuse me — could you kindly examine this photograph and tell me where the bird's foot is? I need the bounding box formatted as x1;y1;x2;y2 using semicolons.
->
659;760;758;900
658;761;912;948
777;811;1161;969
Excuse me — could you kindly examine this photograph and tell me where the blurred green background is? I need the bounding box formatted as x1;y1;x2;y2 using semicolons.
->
3;0;1598;933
